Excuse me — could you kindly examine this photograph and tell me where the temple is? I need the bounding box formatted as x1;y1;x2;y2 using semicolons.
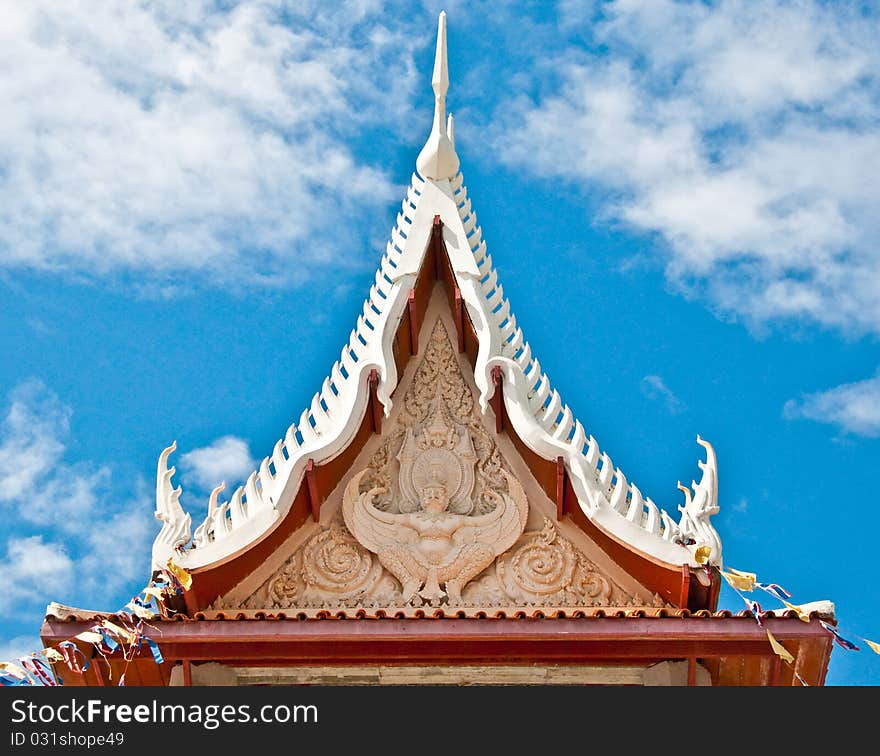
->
41;13;834;686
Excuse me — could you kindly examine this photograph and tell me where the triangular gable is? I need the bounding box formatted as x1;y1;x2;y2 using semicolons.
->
150;12;722;613
214;302;662;613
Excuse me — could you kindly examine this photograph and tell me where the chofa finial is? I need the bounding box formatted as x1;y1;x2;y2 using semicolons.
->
416;11;460;181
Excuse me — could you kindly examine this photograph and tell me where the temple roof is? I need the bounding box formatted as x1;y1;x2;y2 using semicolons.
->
152;13;722;585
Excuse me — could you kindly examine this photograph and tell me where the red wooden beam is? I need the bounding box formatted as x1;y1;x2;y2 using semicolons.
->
305;459;320;523
687;656;697;686
556;457;567;520
42;616;833;684
368;368;382;434
491;366;504;433
182;659;192;686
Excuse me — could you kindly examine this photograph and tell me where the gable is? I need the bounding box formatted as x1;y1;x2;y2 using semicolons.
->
215;289;661;613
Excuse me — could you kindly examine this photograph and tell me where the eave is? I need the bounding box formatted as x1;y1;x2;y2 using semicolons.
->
40;610;834;687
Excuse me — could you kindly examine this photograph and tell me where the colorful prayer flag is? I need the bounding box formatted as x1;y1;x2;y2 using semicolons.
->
781;600;812;623
722;568;757;592
758;582;792;601
165;558;192;591
820;620;860;651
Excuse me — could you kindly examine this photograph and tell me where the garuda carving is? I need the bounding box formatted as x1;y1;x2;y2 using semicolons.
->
343;392;528;604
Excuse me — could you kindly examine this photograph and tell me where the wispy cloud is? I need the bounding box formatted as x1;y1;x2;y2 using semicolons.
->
0;1;426;287
181;435;256;492
784;371;880;437
641;374;684;414
496;0;880;335
0;634;40;663
0;536;73;615
0;381;152;627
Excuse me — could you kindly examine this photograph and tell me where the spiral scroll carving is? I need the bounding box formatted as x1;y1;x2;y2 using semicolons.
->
508;523;576;595
496;519;614;605
301;524;383;599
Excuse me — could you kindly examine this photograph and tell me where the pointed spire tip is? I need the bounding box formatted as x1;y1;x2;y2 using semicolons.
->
417;11;460;181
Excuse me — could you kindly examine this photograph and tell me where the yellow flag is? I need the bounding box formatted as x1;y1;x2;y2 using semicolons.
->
781;600;812;623
766;629;795;664
166;558;193;591
865;639;880;655
722;568;757;592
41;648;64;662
141;586;166;601
74;631;104;644
694;546;711;564
124;602;155;620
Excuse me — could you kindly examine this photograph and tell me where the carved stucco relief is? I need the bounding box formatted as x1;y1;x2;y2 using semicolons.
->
233;321;659;611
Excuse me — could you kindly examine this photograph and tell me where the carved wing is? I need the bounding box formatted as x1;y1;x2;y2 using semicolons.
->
342;469;419;554
452;470;528;556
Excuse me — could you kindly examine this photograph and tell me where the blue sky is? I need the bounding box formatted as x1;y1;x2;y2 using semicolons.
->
1;0;878;685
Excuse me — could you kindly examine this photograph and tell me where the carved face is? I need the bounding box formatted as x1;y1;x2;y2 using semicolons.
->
419;483;449;513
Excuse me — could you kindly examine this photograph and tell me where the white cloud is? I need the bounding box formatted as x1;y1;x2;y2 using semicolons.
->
0;1;425;286
0;381;153;629
181;435;256;491
496;0;880;334
641;374;684;414
0;635;40;663
0;536;73;614
784;371;880;437
0;379;110;529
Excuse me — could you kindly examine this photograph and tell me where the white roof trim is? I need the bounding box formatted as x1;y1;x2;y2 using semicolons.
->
151;14;722;574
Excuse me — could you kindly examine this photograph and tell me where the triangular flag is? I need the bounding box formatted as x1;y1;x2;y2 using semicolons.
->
722;568;757;592
124;601;155;620
694;546;711;564
865;639;880;655
40;648;64;663
74;631;105;645
781;600;812;623
766;628;795;664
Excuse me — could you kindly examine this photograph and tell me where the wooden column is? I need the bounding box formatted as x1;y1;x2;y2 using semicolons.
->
454;288;465;352
679;565;691;610
769;654;782;686
368;368;383;434
556;457;567;521
182;659;192;687
407;291;419;355
305;459;320;523
432;215;442;278
92;655;107;686
491;366;504;433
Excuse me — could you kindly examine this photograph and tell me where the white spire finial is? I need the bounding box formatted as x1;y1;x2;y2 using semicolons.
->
432;10;449;98
416;11;460;181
